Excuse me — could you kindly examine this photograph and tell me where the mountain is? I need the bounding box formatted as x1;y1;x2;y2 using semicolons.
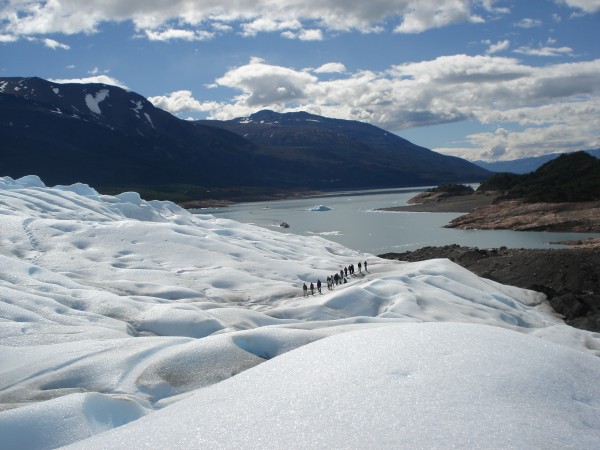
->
478;151;600;202
473;149;600;174
199;110;490;188
0;77;267;196
1;77;489;200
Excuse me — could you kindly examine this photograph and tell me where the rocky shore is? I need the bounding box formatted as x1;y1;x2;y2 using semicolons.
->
378;187;600;332
446;199;600;232
379;245;600;332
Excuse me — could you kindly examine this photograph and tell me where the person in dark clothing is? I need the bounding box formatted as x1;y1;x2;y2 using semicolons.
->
364;260;368;272
334;273;339;285
310;282;315;295
303;283;308;297
317;279;322;294
358;261;362;273
344;267;348;277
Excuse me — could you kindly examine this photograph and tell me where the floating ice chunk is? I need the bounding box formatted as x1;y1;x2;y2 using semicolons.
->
308;205;332;211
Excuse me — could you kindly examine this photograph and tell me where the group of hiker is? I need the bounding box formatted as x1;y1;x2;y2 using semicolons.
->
302;260;368;297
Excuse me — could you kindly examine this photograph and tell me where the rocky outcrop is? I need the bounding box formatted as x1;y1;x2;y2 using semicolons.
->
445;200;600;232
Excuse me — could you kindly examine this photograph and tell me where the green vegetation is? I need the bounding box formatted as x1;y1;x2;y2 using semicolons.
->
477;151;600;202
427;184;475;194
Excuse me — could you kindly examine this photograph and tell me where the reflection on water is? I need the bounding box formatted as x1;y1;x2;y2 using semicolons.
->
193;187;599;255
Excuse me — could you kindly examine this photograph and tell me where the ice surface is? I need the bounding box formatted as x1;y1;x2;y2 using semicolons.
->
0;175;599;449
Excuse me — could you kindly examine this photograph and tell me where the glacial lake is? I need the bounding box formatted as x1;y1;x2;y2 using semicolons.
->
194;187;600;256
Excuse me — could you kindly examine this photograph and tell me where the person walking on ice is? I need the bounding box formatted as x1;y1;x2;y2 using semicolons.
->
310;282;315;296
358;261;362;273
364;260;368;272
317;279;322;294
303;283;308;297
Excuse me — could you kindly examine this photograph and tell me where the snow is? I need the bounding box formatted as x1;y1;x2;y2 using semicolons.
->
308;204;332;211
0;175;599;449
84;89;109;115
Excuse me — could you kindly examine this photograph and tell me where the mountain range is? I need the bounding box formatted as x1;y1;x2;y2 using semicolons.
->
473;149;600;174
0;76;489;201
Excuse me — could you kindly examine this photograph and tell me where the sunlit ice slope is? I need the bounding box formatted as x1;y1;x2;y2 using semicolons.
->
0;175;599;449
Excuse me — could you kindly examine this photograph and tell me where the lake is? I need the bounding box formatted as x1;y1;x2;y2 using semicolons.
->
194;187;599;255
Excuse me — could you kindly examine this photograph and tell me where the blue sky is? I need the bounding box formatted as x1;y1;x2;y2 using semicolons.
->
1;0;599;161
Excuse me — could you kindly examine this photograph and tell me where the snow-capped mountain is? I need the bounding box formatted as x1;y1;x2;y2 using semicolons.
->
0;175;599;448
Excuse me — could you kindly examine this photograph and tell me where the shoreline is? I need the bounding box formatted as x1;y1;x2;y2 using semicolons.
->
377;192;498;213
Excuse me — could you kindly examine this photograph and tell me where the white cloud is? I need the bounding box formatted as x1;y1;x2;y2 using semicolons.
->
514;45;574;57
516;18;543;28
485;39;510;54
216;59;319;107
394;1;475;33
0;0;514;40
152;54;600;161
42;38;70;50
0;34;18;42
313;63;347;74
282;28;324;41
557;0;600;13
50;75;128;89
144;28;214;42
148;90;216;114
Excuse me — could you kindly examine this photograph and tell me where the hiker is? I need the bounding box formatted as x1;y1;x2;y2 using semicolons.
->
364;260;368;272
334;273;339;285
303;283;308;297
358;261;362;273
344;267;348;277
310;282;315;295
317;279;322;294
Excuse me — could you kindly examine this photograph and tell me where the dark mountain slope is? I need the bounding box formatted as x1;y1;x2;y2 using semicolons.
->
0;77;266;190
199;110;490;188
1;77;488;200
473;149;600;174
479;151;600;202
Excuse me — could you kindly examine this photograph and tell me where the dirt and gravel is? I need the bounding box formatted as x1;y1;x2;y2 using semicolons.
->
379;245;600;332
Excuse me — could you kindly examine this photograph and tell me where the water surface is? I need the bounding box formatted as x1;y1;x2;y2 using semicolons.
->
195;188;598;255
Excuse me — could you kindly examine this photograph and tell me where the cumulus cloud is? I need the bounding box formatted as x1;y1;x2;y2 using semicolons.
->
0;0;516;40
313;63;347;74
394;1;480;33
514;45;574;57
150;54;600;161
282;28;324;41
144;28;214;42
485;39;510;54
0;34;18;42
148;90;216;114
557;0;600;13
516;18;543;28
42;38;70;50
